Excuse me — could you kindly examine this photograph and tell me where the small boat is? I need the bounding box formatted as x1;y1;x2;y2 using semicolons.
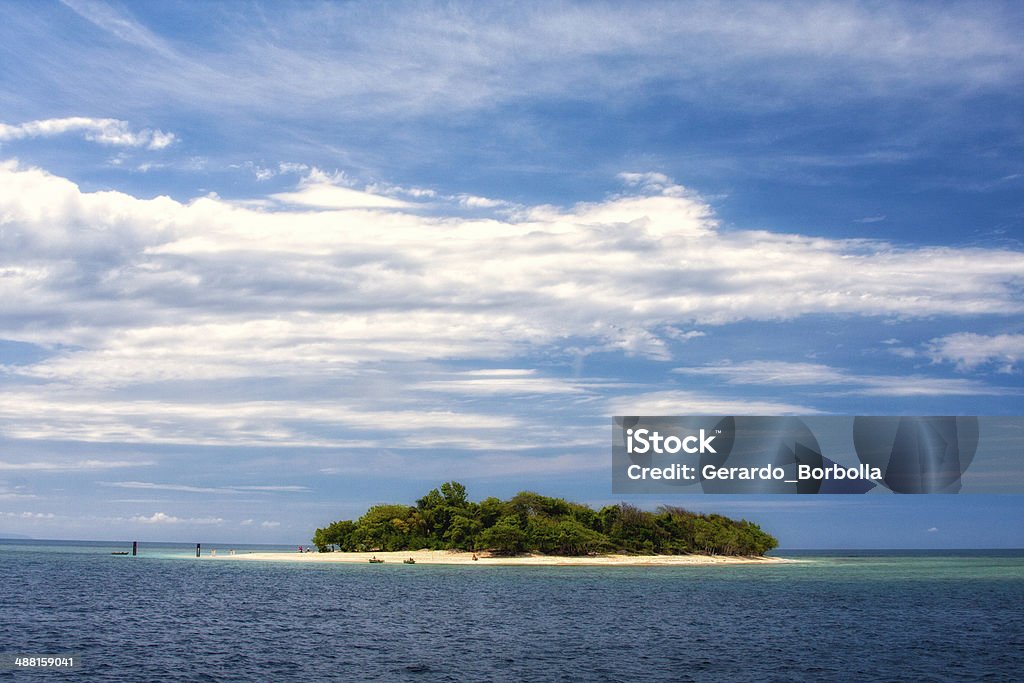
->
369;557;384;563
111;551;129;555
403;558;416;564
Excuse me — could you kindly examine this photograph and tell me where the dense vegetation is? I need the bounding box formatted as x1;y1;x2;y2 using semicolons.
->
312;482;777;556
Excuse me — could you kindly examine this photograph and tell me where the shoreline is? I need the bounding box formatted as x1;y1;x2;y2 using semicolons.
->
205;548;793;566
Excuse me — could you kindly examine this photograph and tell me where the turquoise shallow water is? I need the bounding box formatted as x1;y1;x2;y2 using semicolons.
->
2;541;1022;681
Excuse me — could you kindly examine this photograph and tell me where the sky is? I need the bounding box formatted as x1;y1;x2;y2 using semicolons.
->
0;0;1022;547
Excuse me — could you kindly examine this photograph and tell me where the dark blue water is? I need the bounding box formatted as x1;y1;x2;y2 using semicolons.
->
2;542;1022;681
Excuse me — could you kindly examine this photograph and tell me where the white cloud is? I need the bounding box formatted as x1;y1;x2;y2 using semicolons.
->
59;0;175;56
52;1;1024;122
616;172;691;197
106;482;239;494
664;329;706;342
234;486;309;493
458;194;508;209
103;481;309;494
260;521;281;529
607;390;815;416
270;168;410;209
927;333;1024;373
413;372;588;396
675;361;848;385
0;483;37;501
131;511;224;525
0;511;55;519
463;369;536;377
0;391;523;448
0;459;153;471
0;117;175;150
278;162;311;175
319;449;606;479
673;361;1013;396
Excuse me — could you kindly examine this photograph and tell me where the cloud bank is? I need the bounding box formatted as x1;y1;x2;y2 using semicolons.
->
0;160;1020;447
3;160;1021;352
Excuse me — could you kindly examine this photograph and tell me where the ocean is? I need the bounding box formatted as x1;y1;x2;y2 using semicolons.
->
2;541;1022;681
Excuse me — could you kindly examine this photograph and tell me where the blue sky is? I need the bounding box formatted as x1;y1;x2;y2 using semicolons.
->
0;0;1022;547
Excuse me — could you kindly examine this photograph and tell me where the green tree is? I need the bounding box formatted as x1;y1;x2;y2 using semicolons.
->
312;519;356;551
477;496;506;528
440;481;469;507
477;515;527;554
444;514;480;549
353;504;416;551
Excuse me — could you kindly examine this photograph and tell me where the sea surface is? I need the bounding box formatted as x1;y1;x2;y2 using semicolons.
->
1;540;1022;681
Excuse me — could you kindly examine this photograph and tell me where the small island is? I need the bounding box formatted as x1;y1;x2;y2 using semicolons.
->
309;481;777;558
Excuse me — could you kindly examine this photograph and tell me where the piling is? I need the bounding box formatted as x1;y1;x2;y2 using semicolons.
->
132;541;137;556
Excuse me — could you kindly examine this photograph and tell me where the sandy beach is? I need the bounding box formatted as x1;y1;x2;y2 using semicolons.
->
205;549;791;566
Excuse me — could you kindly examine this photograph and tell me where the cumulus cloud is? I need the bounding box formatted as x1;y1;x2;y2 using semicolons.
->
0;117;175;150
0;511;55;519
457;194;509;209
3;162;1021;354
617;172;691;197
131;511;224;525
0;162;1022;446
219;517;280;529
271;168;411;209
927;333;1024;373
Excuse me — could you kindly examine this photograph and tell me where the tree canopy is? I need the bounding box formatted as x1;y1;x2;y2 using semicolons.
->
312;482;777;557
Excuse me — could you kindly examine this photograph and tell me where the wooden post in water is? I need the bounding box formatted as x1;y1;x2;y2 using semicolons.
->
196;543;201;557
132;541;137;556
